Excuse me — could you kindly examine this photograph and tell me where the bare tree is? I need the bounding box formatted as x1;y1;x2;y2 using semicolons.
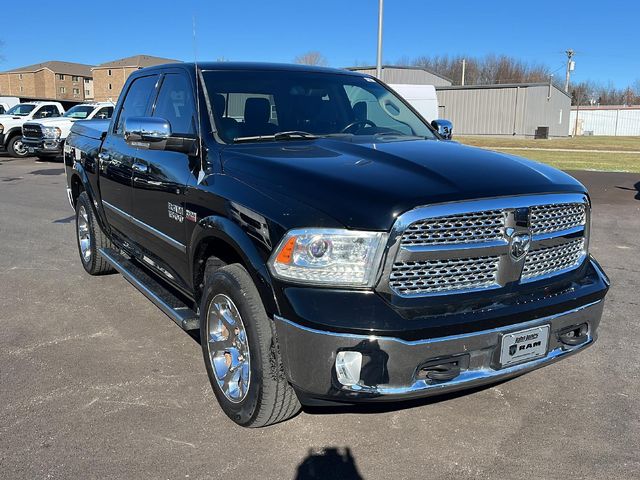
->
294;51;328;67
406;54;552;86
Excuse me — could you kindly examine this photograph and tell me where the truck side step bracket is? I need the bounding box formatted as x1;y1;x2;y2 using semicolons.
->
99;248;199;331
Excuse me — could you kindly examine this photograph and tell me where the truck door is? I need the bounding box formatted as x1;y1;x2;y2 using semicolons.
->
98;74;159;241
130;72;195;288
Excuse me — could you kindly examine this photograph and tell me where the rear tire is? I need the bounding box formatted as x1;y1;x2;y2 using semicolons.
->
7;136;29;158
200;263;301;427
75;192;115;275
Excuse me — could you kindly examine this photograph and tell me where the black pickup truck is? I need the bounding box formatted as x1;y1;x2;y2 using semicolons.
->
64;62;609;427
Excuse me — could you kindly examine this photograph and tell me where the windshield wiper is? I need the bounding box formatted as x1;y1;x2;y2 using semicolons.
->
234;131;319;143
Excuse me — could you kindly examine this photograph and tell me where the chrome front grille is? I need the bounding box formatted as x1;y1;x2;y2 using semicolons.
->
530;203;586;235
390;256;499;295
522;238;585;280
385;194;589;297
400;210;505;247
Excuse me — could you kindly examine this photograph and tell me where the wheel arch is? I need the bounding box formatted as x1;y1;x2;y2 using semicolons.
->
3;127;23;144
69;163;110;234
190;216;279;317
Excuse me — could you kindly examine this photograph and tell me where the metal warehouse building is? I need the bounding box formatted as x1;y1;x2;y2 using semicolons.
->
347;65;453;87
435;83;571;137
570;106;640;136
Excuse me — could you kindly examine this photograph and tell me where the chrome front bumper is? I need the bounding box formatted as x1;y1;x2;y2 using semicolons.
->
274;299;604;403
22;137;63;154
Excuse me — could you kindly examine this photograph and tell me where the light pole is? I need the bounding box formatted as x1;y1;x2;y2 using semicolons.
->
376;0;384;80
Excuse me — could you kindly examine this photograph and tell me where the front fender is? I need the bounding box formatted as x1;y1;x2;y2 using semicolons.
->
189;215;279;316
3;127;22;144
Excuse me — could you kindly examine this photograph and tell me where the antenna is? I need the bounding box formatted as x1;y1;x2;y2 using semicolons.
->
193;13;205;184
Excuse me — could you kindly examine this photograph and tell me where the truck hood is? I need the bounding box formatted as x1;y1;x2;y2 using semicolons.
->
0;114;30;128
221;139;586;231
25;117;73;127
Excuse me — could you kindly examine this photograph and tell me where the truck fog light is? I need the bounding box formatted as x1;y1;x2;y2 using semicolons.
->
335;351;362;386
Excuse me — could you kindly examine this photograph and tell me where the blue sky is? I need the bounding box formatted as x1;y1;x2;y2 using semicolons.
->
0;0;637;87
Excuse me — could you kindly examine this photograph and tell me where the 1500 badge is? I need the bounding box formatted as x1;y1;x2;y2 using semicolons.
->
168;202;184;223
168;202;197;223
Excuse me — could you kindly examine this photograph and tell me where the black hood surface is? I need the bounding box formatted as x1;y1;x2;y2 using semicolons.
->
221;139;586;230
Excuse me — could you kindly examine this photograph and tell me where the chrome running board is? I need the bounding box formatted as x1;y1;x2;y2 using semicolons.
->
99;247;199;331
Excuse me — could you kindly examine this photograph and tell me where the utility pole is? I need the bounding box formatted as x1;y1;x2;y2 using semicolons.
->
564;49;575;93
376;0;384;80
461;59;466;86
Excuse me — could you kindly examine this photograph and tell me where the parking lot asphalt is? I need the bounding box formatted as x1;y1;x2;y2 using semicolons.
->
0;153;639;480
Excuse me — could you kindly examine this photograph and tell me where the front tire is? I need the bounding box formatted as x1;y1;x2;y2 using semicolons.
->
7;136;29;158
75;192;115;275
200;263;300;427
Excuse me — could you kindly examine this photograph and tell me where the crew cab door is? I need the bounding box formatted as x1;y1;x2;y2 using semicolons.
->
130;72;196;288
98;74;159;241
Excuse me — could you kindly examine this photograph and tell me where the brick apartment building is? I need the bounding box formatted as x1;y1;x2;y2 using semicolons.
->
92;55;180;102
0;61;94;101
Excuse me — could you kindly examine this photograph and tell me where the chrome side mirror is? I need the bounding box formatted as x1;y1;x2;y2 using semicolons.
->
124;117;171;149
431;119;453;140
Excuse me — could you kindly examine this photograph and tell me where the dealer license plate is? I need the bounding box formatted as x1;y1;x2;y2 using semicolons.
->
499;325;550;367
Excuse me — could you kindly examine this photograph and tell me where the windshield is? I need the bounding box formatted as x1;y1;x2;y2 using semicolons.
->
63;105;95;119
202;70;436;143
6;104;36;116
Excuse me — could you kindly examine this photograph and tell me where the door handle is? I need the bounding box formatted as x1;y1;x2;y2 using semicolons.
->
132;162;148;173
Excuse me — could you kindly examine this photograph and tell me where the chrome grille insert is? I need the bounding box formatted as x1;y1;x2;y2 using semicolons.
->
390;256;499;295
522;238;585;280
384;194;590;298
530;203;586;235
401;210;505;247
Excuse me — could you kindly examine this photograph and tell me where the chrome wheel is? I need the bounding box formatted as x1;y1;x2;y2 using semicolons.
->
207;294;251;403
13;138;28;157
77;205;92;264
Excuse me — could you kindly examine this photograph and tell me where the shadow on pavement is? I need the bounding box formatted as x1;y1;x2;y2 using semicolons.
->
294;447;364;480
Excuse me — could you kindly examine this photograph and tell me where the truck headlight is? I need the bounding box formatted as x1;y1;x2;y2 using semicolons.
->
0;123;4;134
269;229;387;287
42;126;62;138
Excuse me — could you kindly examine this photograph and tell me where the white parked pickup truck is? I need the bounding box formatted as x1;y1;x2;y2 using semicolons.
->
22;102;114;160
0;101;65;158
0;96;20;115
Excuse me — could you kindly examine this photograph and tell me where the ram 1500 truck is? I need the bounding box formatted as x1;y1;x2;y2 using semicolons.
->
0;101;65;157
64;62;610;427
22;102;114;160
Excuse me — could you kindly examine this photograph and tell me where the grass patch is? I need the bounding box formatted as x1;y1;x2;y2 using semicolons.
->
457;136;640;152
455;136;640;172
494;149;640;173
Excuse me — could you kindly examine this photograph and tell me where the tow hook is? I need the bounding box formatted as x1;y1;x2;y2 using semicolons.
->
417;355;469;383
558;323;589;346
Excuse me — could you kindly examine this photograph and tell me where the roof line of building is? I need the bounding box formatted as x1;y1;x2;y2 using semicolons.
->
345;65;454;83
435;82;572;98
